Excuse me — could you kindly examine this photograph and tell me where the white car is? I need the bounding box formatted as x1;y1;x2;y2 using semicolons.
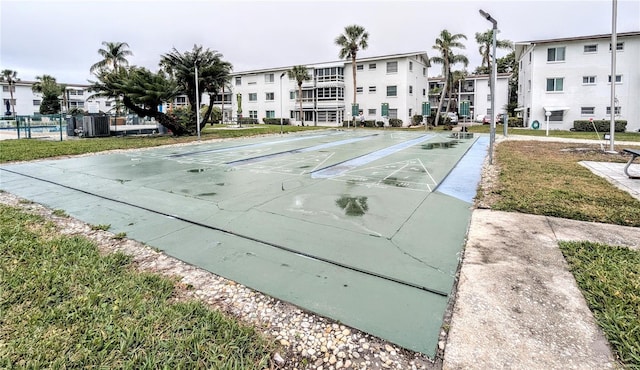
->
447;112;458;123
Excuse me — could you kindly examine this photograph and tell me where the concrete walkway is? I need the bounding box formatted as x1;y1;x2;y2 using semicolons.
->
444;134;640;369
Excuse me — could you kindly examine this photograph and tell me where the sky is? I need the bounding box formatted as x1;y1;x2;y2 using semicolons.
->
1;0;639;85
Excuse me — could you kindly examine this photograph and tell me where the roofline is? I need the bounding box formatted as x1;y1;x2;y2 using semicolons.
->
0;80;92;88
516;31;640;45
232;51;430;76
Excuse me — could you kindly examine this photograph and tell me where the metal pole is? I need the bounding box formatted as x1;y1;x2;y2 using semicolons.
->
480;9;498;165
195;64;201;140
609;0;617;152
280;72;286;134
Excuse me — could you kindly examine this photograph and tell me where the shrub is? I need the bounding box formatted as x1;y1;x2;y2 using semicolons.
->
389;118;403;127
238;117;258;125
573;120;627;132
263;118;290;125
508;117;524;127
411;115;424;126
376;121;384;128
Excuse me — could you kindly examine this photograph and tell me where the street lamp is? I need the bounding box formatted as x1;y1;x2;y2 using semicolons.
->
195;64;201;140
545;110;551;136
609;0;617;152
479;9;497;165
280;71;286;134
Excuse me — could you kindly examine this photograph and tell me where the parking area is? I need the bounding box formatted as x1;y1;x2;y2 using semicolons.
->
0;129;487;355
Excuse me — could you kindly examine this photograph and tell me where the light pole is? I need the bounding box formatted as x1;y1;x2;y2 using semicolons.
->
545;110;551;136
195;64;201;140
609;0;617;152
280;71;286;134
479;9;497;165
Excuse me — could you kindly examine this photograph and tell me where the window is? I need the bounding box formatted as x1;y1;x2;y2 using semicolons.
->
235;77;241;85
584;44;598;53
290;91;296;100
388;109;398;119
422;88;426;96
423;67;426;76
317;87;344;101
609;42;624;51
409;61;413;71
368;109;376;115
386;61;398;73
386;85;397;97
582;76;596;84
265;73;274;83
176;96;187;105
68;90;77;95
581;107;595;115
265;92;274;101
76;101;84;108
409;85;413;94
76;90;84;96
368;86;376;93
547;47;565;62
368;63;376;70
249;110;257;119
529;52;532;63
487;94;492;101
2;85;15;92
549;110;563;121
606;106;621;115
265;110;275;118
527;80;531;91
608;75;622;83
249;93;257;101
315;66;344;82
356;64;364;71
546;78;564;92
356;87;363;94
105;101;112;107
33;100;41;106
248;81;257;85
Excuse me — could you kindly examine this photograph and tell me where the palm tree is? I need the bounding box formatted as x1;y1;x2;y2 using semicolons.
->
287;65;311;126
430;30;469;126
90;41;133;74
335;25;369;126
160;45;232;131
1;69;19;117
475;30;513;74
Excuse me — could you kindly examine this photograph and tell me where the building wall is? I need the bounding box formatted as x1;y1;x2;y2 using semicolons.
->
517;32;640;132
1;81;113;117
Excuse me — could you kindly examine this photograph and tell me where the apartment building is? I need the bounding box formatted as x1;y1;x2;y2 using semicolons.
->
428;73;510;121
515;31;640;132
1;80;113;117
216;52;430;127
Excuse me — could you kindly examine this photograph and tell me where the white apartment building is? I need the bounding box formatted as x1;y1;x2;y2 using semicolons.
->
428;73;510;121
1;80;113;117
214;52;430;127
515;31;640;132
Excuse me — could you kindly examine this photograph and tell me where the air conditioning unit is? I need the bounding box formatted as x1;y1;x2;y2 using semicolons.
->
82;116;110;137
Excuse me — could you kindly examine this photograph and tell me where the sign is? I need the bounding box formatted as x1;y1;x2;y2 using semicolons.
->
381;103;389;117
459;101;470;117
351;103;359;117
421;102;431;117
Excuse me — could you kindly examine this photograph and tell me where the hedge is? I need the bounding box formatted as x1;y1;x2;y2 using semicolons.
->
238;117;259;125
508;117;524;127
573;120;627;132
263;118;290;125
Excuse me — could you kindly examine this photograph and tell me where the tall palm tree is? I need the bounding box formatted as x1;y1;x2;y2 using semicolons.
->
1;69;19;116
335;24;369;126
32;75;63;114
287;65;311;126
90;41;133;74
160;45;232;131
430;30;469;126
475;30;513;74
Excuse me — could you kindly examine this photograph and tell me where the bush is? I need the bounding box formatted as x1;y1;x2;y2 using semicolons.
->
411;115;424;126
389;118;403;127
376;121;384;128
573;120;627;132
263;118;290;125
238;117;258;125
508;117;524;127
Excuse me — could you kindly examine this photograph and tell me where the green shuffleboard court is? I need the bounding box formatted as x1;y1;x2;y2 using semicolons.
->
0;129;488;356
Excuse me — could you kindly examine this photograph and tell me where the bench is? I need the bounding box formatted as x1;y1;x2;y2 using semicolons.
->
623;149;640;179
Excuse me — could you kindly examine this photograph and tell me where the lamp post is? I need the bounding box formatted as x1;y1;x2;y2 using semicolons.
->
280;71;286;134
195;64;201;140
479;9;497;165
609;0;617;152
545;110;551;136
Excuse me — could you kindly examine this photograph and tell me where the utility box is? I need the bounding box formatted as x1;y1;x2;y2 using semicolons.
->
82;116;110;137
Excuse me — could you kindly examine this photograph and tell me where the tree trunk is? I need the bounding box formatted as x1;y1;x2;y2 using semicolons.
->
221;85;225;124
199;95;215;131
122;96;190;136
9;85;16;117
298;82;304;126
434;79;448;127
352;54;357;128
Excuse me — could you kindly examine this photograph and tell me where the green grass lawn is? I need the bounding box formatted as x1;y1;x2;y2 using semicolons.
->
466;124;640;142
559;241;640;368
0;204;273;369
